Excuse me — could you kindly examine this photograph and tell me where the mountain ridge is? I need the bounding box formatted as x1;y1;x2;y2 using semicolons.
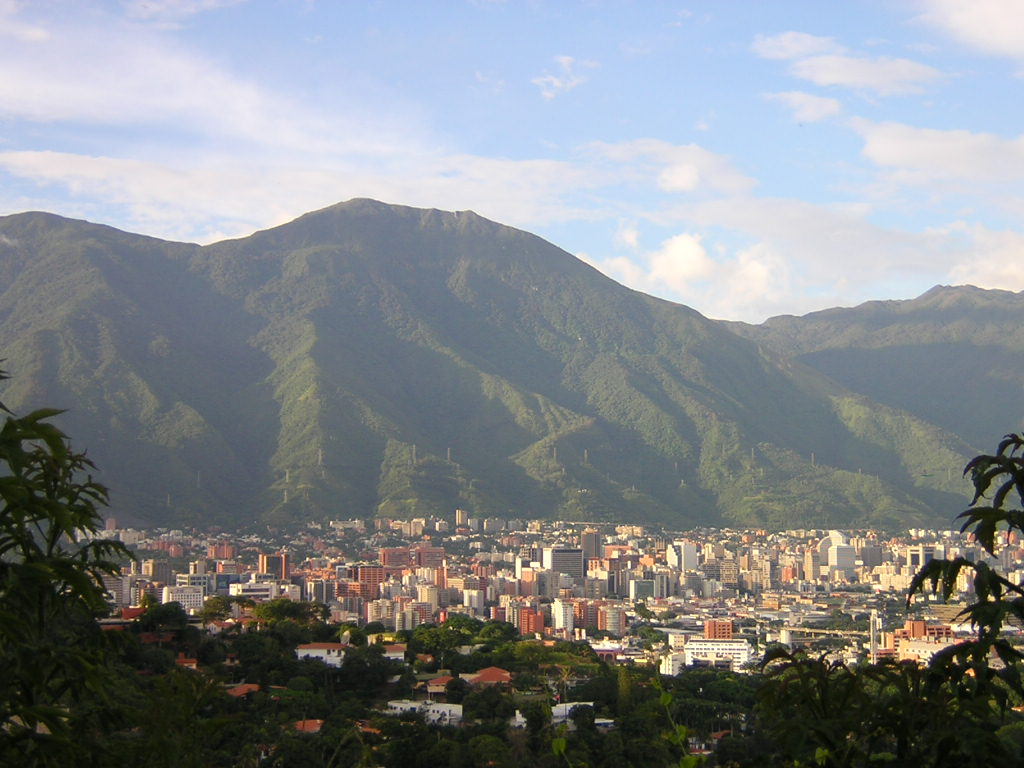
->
0;199;1004;530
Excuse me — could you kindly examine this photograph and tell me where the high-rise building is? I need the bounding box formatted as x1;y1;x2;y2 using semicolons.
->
380;547;412;567
828;545;856;575
416;584;440;611
101;573;131;606
176;572;211;596
306;579;334;604
518;606;545;635
667;540;699;571
207;542;236;559
365;599;396;628
701;558;739;588
542;547;584;579
410;602;434;625
413;546;445;568
907;544;935;569
704;619;733;639
803;548;821;581
463;589;485;614
141;558;171;585
597;604;626;636
356;565;386;589
258;552;291;580
628;579;655;601
581;529;601;560
552;599;575;632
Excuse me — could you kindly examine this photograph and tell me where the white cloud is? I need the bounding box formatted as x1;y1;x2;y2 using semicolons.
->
638;197;958;319
586;231;797;320
946;224;1024;289
0;7;422;161
918;0;1024;60
753;29;940;96
765;91;842;122
851;119;1024;183
0;0;48;41
615;222;640;249
474;71;506;93
0;3;1011;325
531;56;596;100
591;139;756;196
0;148;605;243
648;233;715;289
590;208;1024;321
790;54;941;95
752;31;843;60
123;0;246;22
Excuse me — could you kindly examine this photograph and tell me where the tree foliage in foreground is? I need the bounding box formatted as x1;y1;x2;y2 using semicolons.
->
0;386;130;764
756;433;1024;767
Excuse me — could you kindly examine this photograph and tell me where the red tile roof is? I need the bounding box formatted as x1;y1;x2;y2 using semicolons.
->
226;683;260;697
469;666;512;684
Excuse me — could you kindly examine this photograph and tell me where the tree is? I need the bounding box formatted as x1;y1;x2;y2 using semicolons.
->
463;684;515;722
633;601;655;621
911;432;1024;672
198;594;233;623
0;389;130;763
135;600;190;633
253;598;327;627
444;676;470;703
755;433;1024;767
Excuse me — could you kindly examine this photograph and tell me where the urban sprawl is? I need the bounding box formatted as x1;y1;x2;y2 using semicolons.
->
98;511;999;683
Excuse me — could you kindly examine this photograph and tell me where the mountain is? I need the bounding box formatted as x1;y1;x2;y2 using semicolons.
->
728;285;1024;451
0;200;992;530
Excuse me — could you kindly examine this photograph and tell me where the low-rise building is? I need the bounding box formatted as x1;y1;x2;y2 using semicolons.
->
386;700;463;725
682;638;753;672
296;642;347;667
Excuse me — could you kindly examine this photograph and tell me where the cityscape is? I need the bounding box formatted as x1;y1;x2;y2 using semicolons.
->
99;512;998;677
4;1;1024;761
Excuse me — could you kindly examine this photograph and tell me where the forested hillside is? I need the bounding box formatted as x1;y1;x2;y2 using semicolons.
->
0;200;989;529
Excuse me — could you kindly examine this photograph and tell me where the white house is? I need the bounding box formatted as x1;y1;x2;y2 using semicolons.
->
296;642;347;667
386;699;463;725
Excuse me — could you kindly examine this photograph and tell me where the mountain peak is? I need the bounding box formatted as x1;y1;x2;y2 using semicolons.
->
0;202;1005;531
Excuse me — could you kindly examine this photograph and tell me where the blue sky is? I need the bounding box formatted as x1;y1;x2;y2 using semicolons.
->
2;0;1023;321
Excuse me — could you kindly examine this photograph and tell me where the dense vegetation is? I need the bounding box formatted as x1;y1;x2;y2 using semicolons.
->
0;202;1006;529
731;285;1024;450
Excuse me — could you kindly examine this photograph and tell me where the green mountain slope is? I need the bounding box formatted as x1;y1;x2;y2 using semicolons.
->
729;285;1024;450
0;201;982;529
